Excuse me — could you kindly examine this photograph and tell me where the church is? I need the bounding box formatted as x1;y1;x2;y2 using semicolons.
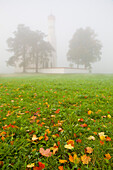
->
15;14;88;74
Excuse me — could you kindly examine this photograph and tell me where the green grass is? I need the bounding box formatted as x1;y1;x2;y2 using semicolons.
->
0;74;113;170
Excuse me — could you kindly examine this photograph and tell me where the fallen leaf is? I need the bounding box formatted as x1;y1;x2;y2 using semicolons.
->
78;118;84;122
100;140;104;145
80;123;88;127
76;139;82;143
81;155;91;164
45;129;51;134
39;148;52;157
32;134;38;141
64;144;74;149
69;153;80;164
88;136;95;140
44;133;48;141
98;132;107;141
107;114;111;118
39;136;43;140
55;109;60;114
85;147;93;154
106;137;111;141
27;163;35;168
50;143;58;155
88;110;92;115
67;140;74;147
59;159;67;163
58;166;64;170
104;153;111;160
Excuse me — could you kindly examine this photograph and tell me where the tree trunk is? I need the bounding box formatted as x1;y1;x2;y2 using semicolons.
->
35;55;38;73
77;64;79;68
23;46;26;73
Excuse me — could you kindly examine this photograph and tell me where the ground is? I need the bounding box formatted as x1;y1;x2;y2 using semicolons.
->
0;74;113;169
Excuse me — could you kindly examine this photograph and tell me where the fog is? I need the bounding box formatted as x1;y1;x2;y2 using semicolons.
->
0;0;113;74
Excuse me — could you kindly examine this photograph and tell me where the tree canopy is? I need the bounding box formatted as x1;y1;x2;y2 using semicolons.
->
7;24;53;72
67;27;102;69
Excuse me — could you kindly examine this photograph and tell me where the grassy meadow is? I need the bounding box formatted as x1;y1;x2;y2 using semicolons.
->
0;74;113;170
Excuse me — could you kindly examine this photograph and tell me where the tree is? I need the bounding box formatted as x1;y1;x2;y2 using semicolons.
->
7;24;54;73
7;24;32;72
67;27;102;69
29;30;53;72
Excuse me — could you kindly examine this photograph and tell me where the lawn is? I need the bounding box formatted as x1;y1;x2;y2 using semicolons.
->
0;74;113;170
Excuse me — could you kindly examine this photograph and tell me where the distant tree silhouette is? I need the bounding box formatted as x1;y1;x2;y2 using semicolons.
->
7;24;53;73
67;27;102;69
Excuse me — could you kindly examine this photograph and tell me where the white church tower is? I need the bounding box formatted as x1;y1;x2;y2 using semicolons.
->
48;14;57;67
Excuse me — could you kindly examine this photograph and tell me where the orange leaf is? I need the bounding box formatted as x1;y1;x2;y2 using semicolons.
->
78;118;84;122
69;153;80;164
100;140;104;145
45;129;51;134
44;133;49;141
69;155;74;163
58;166;64;170
59;159;67;163
1;136;5;141
104;153;111;160
93;132;97;135
106;137;111;141
74;133;77;138
36;120;40;123
67;140;74;147
81;155;91;164
55;109;60;114
76;139;82;143
85;147;93;154
80;123;88;127
88;110;92;115
39;136;43;140
10;141;14;145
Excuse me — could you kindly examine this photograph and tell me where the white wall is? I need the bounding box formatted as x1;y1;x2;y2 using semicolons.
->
26;68;89;74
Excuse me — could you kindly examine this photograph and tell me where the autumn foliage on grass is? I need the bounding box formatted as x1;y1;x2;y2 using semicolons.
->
0;74;113;169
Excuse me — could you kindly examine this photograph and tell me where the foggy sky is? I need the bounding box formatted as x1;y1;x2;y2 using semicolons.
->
0;0;113;73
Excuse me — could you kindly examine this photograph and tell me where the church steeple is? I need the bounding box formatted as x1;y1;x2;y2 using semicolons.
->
48;14;57;67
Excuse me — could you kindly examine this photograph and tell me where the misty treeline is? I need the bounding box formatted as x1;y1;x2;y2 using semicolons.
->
7;24;54;73
7;25;102;72
67;27;102;70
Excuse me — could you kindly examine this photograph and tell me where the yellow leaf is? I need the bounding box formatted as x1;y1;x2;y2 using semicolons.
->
64;144;74;149
27;163;35;168
107;114;111;118
98;132;107;141
100;135;106;141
